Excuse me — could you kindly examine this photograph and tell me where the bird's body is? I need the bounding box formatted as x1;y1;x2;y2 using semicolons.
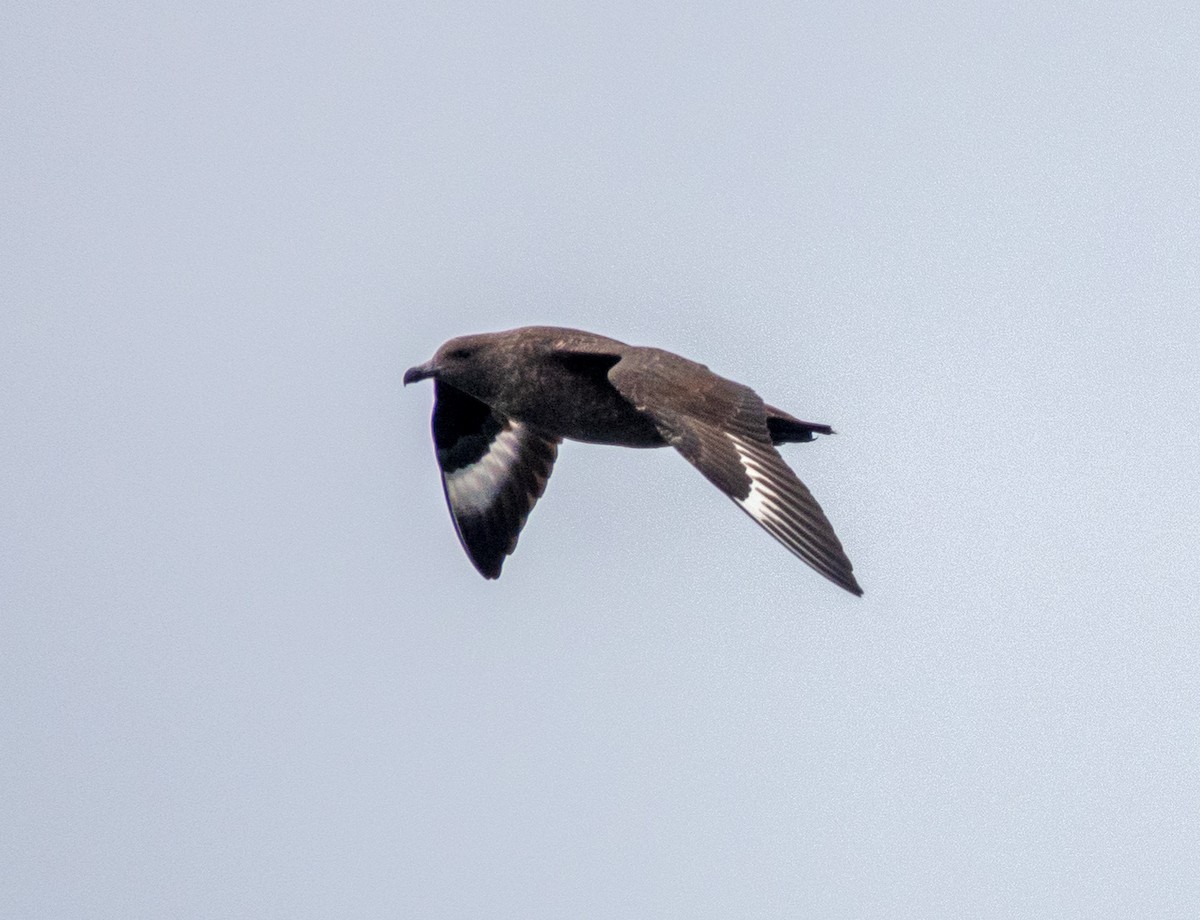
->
405;326;862;595
489;334;666;447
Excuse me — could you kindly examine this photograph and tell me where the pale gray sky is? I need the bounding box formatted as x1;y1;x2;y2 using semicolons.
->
4;2;1199;918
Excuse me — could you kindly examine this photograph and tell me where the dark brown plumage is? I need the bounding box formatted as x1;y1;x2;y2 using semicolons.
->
404;326;862;595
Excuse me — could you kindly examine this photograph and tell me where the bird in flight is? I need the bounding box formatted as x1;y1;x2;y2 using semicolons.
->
404;326;862;595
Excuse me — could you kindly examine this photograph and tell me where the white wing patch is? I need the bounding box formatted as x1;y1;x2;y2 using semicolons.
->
444;422;524;516
728;433;785;527
724;431;860;594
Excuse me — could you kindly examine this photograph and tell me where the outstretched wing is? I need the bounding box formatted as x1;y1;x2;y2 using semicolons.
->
431;380;560;579
607;350;862;596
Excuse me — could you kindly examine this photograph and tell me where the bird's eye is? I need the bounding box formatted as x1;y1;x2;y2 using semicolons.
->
448;348;473;361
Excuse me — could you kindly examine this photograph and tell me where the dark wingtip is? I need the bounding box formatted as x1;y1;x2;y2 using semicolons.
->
472;553;504;580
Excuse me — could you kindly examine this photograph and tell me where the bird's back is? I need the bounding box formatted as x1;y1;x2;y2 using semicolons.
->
489;333;665;447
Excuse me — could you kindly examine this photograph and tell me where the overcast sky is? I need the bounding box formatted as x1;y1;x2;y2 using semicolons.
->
4;2;1199;918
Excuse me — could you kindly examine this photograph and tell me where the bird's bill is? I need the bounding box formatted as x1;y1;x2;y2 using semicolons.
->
403;361;435;385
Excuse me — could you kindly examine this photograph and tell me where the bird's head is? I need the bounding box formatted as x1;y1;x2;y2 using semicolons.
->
404;333;503;401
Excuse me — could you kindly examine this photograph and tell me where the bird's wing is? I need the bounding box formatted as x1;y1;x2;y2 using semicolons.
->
607;350;862;596
430;380;560;579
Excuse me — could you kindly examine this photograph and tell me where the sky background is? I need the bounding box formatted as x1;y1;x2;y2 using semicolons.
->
4;2;1199;917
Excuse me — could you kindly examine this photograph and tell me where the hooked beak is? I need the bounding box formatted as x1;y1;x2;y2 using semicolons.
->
403;361;435;386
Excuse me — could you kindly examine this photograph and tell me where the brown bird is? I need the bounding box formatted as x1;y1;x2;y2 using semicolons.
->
405;326;862;595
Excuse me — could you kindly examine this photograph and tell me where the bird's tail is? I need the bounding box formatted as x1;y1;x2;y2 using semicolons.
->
764;404;834;444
